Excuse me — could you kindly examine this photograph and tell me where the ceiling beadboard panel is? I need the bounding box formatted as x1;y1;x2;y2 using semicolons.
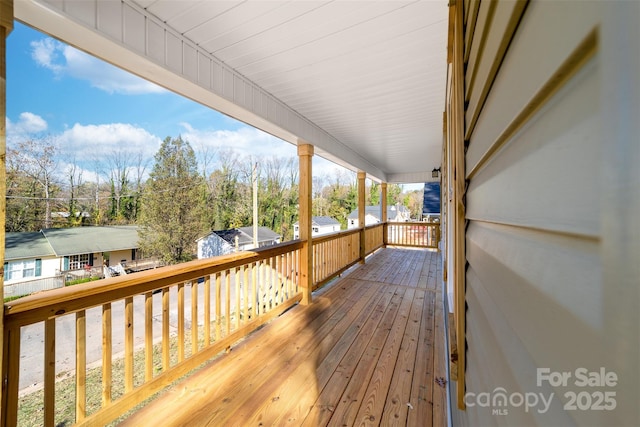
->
16;0;448;182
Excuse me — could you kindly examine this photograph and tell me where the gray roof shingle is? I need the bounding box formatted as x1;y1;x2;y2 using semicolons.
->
5;226;140;260
5;232;56;260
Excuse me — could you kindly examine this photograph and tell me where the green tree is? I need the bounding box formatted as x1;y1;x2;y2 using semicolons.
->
206;150;251;230
138;136;207;264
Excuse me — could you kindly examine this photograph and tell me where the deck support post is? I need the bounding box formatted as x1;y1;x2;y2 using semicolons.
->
381;182;388;247
0;1;12;424
357;171;366;263
298;142;313;305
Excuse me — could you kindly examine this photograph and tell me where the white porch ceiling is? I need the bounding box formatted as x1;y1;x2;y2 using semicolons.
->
14;0;448;183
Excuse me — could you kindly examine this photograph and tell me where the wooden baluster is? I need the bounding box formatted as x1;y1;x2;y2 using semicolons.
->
145;292;153;381
192;280;199;356
162;288;170;371
243;265;249;323
251;262;257;318
215;272;222;340
102;303;112;405
235;268;241;329
177;284;185;362
76;311;86;422
225;270;231;336
2;325;21;426
44;318;55;426
124;297;134;393
204;275;211;346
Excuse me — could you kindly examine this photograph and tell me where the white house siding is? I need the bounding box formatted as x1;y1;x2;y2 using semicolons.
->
3;257;63;297
108;250;135;265
449;1;639;426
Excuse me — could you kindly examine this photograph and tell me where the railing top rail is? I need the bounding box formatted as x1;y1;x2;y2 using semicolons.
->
387;221;440;225
364;223;384;230
4;240;303;327
311;228;360;245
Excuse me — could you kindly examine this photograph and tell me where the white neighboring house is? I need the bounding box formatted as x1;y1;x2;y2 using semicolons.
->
292;216;341;240
347;205;411;229
4;226;144;298
197;226;281;259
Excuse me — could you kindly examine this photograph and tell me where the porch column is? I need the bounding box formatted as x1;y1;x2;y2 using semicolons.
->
0;1;12;424
381;182;388;246
357;171;366;263
297;143;313;305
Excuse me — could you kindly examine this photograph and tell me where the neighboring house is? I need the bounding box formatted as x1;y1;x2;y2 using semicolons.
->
4;226;145;298
292;216;341;239
422;182;441;222
197;226;281;259
347;205;411;229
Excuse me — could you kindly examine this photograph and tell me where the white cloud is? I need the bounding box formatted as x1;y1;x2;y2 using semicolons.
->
179;122;350;179
180;124;298;160
31;37;165;95
58;123;162;160
7;111;48;135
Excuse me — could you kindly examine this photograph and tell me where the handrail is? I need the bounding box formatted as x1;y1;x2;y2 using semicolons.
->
2;240;303;426
387;221;440;249
4;241;303;327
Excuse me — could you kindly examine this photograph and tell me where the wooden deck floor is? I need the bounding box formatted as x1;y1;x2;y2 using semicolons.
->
121;247;447;426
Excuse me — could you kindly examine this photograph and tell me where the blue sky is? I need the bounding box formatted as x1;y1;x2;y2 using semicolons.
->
5;21;331;180
6;21;422;191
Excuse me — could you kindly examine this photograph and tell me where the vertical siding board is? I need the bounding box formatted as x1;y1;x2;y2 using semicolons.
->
456;0;620;423
464;0;528;139
463;0;480;63
197;52;211;89
64;0;96;28
97;0;123;42
464;0;495;103
165;32;182;73
466;55;600;236
146;19;165;64
183;43;198;82
122;2;145;54
465;2;600;177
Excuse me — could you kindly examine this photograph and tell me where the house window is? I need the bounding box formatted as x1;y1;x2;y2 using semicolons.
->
69;254;90;270
5;259;41;281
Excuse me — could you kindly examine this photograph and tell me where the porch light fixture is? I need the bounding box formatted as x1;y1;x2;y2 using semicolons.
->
432;167;441;178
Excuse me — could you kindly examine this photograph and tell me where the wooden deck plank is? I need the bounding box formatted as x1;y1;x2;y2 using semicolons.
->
120;248;447;427
408;289;437;426
223;280;384;426
312;287;409;426
380;288;427;424
278;281;397;425
352;288;416;424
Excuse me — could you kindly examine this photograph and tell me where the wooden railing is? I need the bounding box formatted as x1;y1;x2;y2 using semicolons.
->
311;223;385;289
1;241;302;426
386;221;440;249
364;223;385;255
1;222;440;426
311;229;360;289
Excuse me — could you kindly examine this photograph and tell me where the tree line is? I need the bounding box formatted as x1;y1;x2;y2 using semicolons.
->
6;136;424;264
